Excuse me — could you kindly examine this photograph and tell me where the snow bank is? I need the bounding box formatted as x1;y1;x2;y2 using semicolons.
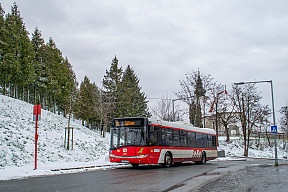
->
0;94;110;169
218;137;287;159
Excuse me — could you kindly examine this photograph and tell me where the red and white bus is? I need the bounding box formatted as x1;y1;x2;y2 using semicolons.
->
109;117;217;168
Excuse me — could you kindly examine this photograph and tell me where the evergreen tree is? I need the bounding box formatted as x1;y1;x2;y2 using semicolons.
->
102;56;123;119
57;57;78;116
0;2;79;119
74;76;99;127
2;3;34;99
0;4;7;94
44;38;63;111
31;28;46;104
118;65;150;117
2;3;21;97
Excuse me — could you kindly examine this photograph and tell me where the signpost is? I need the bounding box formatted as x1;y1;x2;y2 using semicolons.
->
33;105;41;170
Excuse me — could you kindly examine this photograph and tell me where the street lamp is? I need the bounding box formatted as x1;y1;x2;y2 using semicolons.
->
172;98;182;122
234;80;278;165
172;96;195;122
148;97;183;122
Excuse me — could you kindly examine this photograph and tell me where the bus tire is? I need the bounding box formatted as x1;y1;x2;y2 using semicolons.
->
195;152;206;165
131;163;139;168
201;152;207;164
162;152;172;168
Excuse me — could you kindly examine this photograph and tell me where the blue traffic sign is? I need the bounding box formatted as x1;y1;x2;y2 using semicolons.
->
271;126;277;133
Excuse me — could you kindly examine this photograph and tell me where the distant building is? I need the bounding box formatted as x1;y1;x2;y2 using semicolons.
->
203;112;241;136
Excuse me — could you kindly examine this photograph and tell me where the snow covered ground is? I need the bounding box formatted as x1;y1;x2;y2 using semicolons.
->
0;94;114;180
218;136;288;159
0;94;287;181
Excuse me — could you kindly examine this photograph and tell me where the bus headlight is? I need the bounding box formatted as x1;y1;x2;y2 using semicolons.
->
135;155;148;158
109;154;148;158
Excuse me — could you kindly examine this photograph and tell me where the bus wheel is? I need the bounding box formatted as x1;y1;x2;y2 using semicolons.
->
162;152;172;168
195;152;206;165
201;152;207;164
131;163;139;168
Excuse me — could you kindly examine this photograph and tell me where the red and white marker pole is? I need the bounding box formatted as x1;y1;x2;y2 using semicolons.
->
33;105;41;170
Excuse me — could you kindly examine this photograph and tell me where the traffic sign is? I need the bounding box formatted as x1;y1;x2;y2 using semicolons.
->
271;126;277;133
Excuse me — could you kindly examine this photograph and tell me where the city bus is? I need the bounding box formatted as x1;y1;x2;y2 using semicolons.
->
109;117;217;168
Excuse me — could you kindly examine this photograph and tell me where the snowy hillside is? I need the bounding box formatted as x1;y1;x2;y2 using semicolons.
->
0;94;110;168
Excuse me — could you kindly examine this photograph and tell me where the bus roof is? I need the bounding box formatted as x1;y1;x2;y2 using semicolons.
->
148;118;216;135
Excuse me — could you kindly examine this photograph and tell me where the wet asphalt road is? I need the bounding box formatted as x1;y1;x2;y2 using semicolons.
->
0;159;287;192
0;162;218;192
197;164;288;192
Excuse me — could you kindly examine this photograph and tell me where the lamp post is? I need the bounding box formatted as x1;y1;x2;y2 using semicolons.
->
234;80;278;166
172;98;182;122
148;97;181;122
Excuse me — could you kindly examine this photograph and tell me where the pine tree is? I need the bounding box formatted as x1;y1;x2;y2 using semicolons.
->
2;3;21;97
74;76;99;127
118;65;150;117
2;3;34;99
0;2;79;118
102;56;123;119
31;28;46;104
0;4;7;94
44;38;63;111
57;57;78;116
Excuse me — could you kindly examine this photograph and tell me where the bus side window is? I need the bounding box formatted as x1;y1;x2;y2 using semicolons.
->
212;136;217;148
180;130;187;147
150;126;162;146
156;126;162;145
208;135;212;148
204;134;208;148
166;129;173;147
173;129;180;147
196;133;202;148
150;125;154;132
188;132;196;147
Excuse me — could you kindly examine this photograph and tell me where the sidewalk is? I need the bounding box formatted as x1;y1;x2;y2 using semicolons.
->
197;164;288;192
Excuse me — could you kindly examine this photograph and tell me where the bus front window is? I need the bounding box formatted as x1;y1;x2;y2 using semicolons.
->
110;127;145;149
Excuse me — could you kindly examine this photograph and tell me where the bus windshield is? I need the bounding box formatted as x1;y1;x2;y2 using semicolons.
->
110;127;145;149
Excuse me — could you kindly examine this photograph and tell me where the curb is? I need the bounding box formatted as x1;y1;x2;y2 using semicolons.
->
51;164;128;171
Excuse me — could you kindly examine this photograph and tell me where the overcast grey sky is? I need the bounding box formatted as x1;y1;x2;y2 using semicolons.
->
2;0;288;121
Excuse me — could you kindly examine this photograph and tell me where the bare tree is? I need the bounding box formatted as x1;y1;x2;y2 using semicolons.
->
151;95;186;121
207;82;239;144
280;106;288;134
96;90;115;138
231;84;271;156
219;89;238;142
256;106;271;147
280;105;288;149
176;70;214;126
207;82;226;144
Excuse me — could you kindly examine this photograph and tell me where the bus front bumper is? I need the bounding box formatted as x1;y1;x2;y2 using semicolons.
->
109;154;151;164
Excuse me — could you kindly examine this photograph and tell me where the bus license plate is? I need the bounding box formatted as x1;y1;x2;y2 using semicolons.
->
121;160;129;163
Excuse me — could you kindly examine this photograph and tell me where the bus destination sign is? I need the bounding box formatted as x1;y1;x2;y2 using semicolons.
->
114;119;143;127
